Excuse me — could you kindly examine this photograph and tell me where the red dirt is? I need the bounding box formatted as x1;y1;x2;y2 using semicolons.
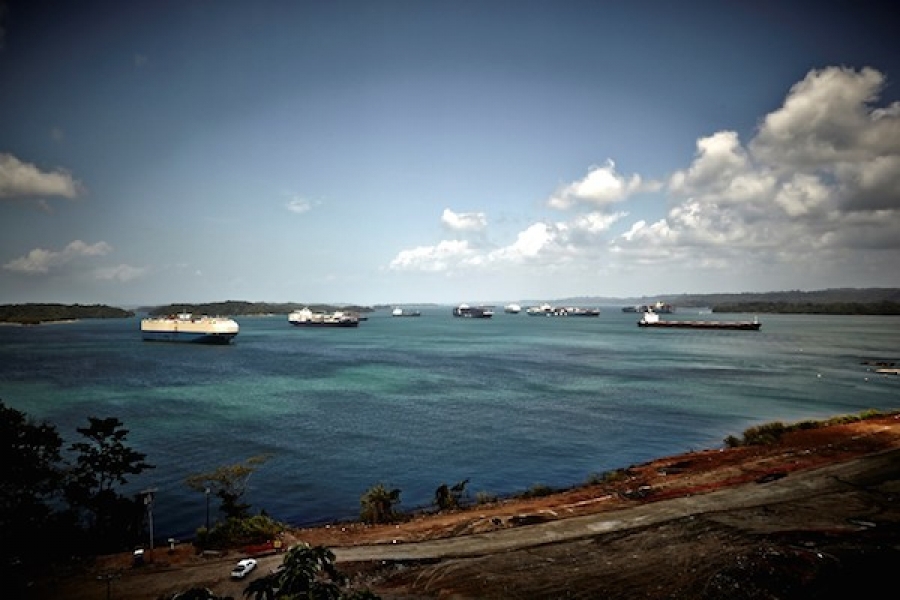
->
40;412;900;599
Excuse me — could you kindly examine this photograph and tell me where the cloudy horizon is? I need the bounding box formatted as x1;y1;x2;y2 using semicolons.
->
1;2;898;306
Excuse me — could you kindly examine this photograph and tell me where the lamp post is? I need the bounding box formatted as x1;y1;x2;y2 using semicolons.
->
204;487;211;531
140;487;157;551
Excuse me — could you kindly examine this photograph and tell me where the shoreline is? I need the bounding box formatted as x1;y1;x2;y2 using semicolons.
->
43;411;900;599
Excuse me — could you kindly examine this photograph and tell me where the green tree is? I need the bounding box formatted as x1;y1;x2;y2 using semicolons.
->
359;483;401;525
66;416;155;551
433;478;469;511
0;400;68;586
186;455;271;521
248;543;380;599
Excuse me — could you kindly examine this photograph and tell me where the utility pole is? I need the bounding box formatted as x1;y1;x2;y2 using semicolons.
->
140;487;158;550
205;487;211;531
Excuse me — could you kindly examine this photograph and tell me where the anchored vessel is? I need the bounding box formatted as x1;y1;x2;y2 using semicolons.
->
453;304;494;318
141;313;239;344
288;308;359;327
527;304;600;316
392;307;422;317
638;311;761;331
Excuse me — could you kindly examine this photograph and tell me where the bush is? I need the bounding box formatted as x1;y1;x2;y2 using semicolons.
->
360;483;401;525
197;514;284;549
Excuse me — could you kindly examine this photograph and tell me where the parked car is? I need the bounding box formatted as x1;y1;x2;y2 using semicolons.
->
230;558;258;579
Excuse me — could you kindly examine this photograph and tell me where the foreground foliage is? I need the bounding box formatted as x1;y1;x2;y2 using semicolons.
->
243;543;380;600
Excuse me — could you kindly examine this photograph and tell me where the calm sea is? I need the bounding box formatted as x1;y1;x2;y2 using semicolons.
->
1;308;898;540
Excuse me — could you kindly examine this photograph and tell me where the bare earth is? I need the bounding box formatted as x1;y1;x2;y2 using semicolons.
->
38;413;900;599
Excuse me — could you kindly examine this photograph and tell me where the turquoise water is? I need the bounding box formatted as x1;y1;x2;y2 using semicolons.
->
1;308;897;539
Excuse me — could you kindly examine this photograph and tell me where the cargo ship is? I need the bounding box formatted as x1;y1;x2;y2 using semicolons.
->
452;304;494;318
288;308;359;327
392;307;422;317
141;313;239;344
637;311;761;330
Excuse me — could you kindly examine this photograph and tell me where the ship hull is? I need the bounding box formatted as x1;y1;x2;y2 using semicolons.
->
289;320;359;328
638;321;761;331
141;314;239;343
288;308;359;327
141;330;238;344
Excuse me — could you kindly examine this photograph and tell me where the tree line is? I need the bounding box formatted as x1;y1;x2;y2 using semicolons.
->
0;303;134;324
711;301;900;314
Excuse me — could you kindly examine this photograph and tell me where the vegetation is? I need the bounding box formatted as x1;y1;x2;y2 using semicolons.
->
0;402;156;591
359;483;402;524
186;455;272;521
145;301;372;317
433;478;469;511
65;417;155;551
0;303;134;324
711;301;900;314
197;514;286;550
242;542;381;599
724;409;888;448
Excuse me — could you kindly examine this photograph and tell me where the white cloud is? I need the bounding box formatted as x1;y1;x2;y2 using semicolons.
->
549;160;656;210
94;264;145;282
441;208;486;231
285;197;314;214
751;67;900;168
387;66;900;291
388;239;474;272
0;153;82;199
613;66;900;276
3;240;112;274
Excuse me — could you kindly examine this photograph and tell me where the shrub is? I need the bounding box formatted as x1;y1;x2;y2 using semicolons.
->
360;483;401;525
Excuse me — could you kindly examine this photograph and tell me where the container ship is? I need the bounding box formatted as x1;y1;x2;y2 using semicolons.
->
141;313;239;344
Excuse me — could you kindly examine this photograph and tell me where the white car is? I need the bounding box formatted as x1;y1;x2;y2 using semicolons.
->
230;558;258;579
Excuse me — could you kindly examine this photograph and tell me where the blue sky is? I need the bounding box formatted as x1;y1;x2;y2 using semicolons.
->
1;1;898;306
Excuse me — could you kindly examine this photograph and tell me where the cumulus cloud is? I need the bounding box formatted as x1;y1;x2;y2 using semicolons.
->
441;208;486;232
549;160;657;210
614;66;900;273
388;240;476;272
3;240;112;274
388;66;900;287
0;153;82;199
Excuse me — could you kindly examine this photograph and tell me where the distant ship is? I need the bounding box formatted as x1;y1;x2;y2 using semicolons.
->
504;304;522;314
453;304;494;318
637;311;761;331
392;307;422;317
288;308;359;327
624;301;674;314
141;313;239;344
527;304;599;316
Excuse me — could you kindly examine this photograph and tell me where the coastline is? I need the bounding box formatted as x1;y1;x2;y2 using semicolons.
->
45;411;900;599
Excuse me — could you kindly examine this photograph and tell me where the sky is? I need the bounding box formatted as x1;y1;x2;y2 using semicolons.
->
1;1;899;306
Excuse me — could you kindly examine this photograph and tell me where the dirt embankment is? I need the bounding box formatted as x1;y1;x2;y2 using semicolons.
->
38;413;900;599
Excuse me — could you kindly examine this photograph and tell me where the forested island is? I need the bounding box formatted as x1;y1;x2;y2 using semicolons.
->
143;300;373;317
0;303;135;324
711;301;900;314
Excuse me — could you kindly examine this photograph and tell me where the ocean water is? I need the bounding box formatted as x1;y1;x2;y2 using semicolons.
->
1;308;898;540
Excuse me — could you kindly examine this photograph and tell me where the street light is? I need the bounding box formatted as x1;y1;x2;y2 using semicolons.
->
204;487;211;531
140;487;157;550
